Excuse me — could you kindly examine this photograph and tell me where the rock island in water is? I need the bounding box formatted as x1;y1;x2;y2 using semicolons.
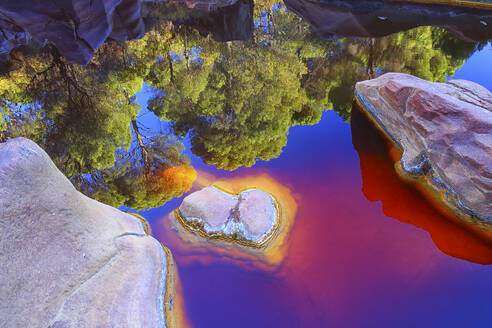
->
176;185;281;247
164;173;297;267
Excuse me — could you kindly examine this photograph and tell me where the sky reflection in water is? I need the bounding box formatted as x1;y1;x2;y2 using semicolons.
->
139;45;492;325
1;2;491;325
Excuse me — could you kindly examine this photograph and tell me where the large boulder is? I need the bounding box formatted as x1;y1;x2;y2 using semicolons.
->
355;73;492;224
0;138;178;327
177;185;280;247
351;106;492;264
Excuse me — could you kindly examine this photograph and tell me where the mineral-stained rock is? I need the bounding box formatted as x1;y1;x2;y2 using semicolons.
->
355;73;492;224
351;106;492;264
0;138;177;328
177;185;280;246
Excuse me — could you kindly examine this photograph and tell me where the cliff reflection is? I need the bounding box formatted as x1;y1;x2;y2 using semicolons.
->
351;104;492;264
285;0;492;42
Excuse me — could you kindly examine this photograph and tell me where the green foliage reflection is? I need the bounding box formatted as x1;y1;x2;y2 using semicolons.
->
0;2;485;209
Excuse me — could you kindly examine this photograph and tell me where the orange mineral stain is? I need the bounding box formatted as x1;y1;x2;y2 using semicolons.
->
148;110;492;328
157;170;298;270
158;164;198;194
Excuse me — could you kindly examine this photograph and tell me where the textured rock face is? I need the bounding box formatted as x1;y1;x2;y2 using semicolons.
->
0;138;176;327
0;0;239;65
285;0;492;42
355;73;492;223
351;107;492;264
0;0;145;65
177;186;280;246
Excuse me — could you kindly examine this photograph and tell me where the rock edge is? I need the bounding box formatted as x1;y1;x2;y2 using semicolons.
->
355;73;492;225
176;185;281;247
0;137;177;328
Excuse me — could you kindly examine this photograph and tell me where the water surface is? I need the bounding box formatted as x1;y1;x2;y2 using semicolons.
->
1;1;491;326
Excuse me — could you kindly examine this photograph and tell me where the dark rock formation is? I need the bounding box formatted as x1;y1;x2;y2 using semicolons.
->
182;0;254;42
355;73;492;224
0;0;145;65
0;18;33;64
0;138;179;327
285;0;492;42
0;0;240;65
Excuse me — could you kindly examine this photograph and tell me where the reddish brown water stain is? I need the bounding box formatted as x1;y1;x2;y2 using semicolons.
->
351;105;492;264
149;110;492;327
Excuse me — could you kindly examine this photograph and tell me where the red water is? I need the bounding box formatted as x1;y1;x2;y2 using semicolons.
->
148;109;492;327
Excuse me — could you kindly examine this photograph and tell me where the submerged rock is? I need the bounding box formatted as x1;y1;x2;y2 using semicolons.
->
177;185;280;247
0;138;178;327
355;73;492;224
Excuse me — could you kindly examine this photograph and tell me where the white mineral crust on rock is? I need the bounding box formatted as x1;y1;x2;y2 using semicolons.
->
178;186;280;245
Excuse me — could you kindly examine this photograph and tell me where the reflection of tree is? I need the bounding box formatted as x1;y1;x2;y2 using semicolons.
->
145;8;480;172
0;5;485;189
78;132;196;211
0;39;196;210
301;26;485;121
0;113;5;140
431;28;488;64
0;44;140;176
147;26;320;170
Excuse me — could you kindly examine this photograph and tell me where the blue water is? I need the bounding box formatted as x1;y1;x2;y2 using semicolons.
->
124;40;492;328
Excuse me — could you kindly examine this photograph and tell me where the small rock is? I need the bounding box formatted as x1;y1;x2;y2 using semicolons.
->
177;186;280;246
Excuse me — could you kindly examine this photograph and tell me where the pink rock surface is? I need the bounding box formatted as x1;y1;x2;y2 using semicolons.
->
238;189;278;238
355;73;492;223
180;186;238;229
178;186;280;245
0;138;176;328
